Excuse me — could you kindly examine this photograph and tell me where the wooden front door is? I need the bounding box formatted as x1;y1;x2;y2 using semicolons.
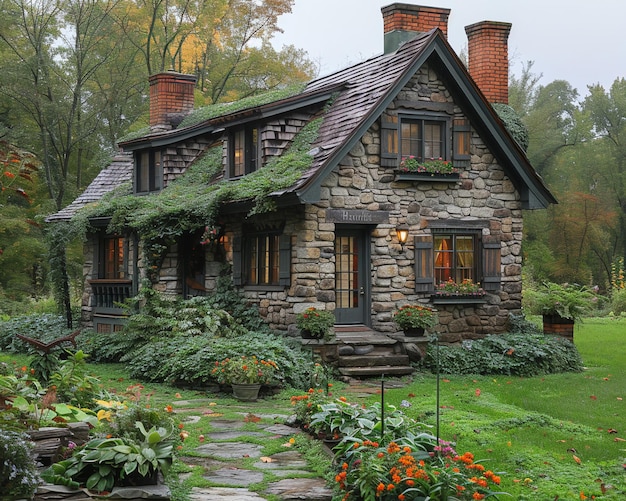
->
335;229;370;325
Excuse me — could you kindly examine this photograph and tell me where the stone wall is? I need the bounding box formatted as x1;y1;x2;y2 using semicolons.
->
228;65;523;341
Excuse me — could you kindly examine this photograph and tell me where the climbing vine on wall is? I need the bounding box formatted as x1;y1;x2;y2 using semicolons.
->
72;117;323;279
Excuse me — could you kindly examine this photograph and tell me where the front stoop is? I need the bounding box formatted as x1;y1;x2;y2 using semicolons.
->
333;325;416;377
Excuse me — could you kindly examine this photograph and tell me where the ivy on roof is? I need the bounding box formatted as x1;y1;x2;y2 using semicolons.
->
73;117;322;276
178;83;308;128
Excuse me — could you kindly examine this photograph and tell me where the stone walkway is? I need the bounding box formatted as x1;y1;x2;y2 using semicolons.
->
174;404;334;501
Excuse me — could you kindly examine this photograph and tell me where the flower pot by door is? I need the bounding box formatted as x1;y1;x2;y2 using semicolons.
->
403;327;425;337
300;329;315;339
542;314;574;340
231;383;261;401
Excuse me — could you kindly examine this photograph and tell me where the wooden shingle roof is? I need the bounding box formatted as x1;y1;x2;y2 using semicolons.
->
48;27;554;222
46;152;133;222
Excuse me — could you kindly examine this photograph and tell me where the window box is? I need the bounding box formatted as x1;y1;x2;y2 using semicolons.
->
430;293;487;304
395;170;460;182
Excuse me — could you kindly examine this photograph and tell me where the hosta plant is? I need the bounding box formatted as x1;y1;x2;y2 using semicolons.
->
42;421;176;493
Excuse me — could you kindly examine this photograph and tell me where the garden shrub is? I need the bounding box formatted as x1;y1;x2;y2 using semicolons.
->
424;332;583;377
81;284;314;390
0;313;76;352
0;430;40;498
122;330;312;390
610;288;626;316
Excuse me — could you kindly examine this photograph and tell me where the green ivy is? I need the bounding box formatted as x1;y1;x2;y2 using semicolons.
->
74;117;323;276
424;332;583;377
493;102;529;151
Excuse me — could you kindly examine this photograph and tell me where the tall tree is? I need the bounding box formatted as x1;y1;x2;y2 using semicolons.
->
583;79;626;264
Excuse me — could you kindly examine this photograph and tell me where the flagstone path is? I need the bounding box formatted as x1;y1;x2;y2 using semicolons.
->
175;406;334;501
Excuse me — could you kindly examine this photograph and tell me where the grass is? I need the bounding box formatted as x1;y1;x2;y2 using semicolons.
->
366;318;626;500
2;318;625;500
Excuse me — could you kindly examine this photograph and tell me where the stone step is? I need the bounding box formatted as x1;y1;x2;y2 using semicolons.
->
338;354;410;367
338;365;415;377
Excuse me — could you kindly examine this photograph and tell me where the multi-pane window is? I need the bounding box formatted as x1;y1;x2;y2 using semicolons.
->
136;150;163;193
246;233;280;285
401;119;444;161
231;126;259;177
433;232;476;285
414;227;501;294
381;114;451;167
100;235;125;279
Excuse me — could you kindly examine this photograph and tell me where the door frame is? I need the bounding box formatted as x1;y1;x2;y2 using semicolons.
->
334;226;371;325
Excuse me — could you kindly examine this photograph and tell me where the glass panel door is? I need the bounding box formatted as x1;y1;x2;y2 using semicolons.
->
335;229;369;324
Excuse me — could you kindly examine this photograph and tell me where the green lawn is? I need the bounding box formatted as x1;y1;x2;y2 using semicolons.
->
375;318;626;500
2;319;624;500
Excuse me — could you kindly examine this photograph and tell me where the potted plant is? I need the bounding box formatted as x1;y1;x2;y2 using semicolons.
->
296;307;335;340
394;304;437;336
212;356;280;401
534;282;595;338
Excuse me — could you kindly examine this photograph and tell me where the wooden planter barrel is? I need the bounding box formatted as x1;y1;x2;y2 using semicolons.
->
542;314;574;340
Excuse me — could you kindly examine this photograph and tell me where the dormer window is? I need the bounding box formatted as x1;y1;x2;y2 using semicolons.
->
230;126;259;178
135;149;163;193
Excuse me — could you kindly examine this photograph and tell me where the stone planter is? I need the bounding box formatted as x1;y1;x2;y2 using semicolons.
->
542;314;574;340
231;383;262;401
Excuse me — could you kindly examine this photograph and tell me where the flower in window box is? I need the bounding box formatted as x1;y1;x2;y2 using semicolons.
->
399;156;458;174
435;278;485;296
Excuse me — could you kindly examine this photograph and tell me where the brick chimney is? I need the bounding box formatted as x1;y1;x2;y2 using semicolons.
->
382;3;450;54
464;21;512;104
149;71;197;130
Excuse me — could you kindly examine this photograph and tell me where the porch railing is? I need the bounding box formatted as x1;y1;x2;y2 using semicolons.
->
89;279;133;314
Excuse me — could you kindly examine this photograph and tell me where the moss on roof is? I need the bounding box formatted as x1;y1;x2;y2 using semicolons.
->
178;83;308;129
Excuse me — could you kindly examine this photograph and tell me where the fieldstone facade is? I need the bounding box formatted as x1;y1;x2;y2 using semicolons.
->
196;65;524;343
55;4;555;343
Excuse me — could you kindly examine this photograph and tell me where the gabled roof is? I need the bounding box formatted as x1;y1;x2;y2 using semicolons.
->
48;27;554;222
286;29;555;209
46;152;133;222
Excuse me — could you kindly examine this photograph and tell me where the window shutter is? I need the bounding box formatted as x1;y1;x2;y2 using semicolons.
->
278;234;291;286
232;234;243;286
452;119;471;169
482;236;501;292
414;235;434;293
381;118;398;168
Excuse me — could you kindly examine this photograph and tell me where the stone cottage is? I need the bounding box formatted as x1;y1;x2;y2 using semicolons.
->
48;3;555;372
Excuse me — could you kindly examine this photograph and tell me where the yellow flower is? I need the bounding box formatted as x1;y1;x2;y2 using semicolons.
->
97;409;113;421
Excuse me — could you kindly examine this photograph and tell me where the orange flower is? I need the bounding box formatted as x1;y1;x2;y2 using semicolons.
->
473;493;485;500
398;495;406;501
164;404;173;413
376;483;385;493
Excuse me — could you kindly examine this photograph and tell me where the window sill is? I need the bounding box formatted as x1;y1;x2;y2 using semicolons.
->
395;171;460;182
430;293;487;305
243;284;285;292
